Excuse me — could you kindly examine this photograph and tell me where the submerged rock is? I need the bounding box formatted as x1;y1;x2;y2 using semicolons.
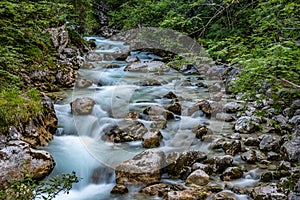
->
70;97;95;115
166;186;210;200
115;149;165;185
0;140;55;189
212;191;238;200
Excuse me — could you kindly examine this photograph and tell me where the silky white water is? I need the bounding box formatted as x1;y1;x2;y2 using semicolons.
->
43;37;257;199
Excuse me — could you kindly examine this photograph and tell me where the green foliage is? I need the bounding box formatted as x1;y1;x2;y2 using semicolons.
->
0;88;42;134
106;0;300;105
0;170;79;200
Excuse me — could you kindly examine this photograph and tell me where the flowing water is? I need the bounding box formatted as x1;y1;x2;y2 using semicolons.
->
44;37;259;199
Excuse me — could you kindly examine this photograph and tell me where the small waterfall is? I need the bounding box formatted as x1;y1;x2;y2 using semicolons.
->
43;36;258;200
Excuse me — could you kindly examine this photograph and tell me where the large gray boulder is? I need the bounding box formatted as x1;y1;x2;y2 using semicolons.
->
115;149;165;185
186;169;210;186
281;137;300;162
70;97;95;115
0;140;55;189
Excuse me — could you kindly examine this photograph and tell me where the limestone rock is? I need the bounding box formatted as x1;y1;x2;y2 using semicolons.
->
212;191;238;200
111;184;128;194
234;116;260;133
220;167;243;181
0;140;55;189
166;150;207;179
223;102;242;113
142;130;163;148
124;61;169;72
222;140;241;156
241;150;257;164
115;149;165;185
252;183;287;200
102;121;147;143
281;137;300;162
186;169;210;186
70;97;95;115
215;113;234;122
205;155;233;173
259;134;280;152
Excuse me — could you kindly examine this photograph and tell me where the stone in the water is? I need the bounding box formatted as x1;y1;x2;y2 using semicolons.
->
192;125;213;140
221;167;243;181
115;149;165;185
212;191;238;200
244;137;260;146
240;150;257;164
234;116;260;133
252;183;287;200
222;140;241;155
205;155;233;173
0;140;55;189
167;102;182;115
75;79;93;88
215;113;234;122
281;137;300;162
111;184;128;194
142;130;163;148
259;134;280;152
163;91;178;99
186;169;210;186
166;150;207;179
166;186;210;200
223;102;242;113
70;97;95;115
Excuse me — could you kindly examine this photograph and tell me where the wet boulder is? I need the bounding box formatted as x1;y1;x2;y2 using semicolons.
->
140;183;176;197
234;116;260;133
192;163;213;175
192;125;213;140
220;167;243;181
215;113;234;122
252;183;287;200
186;169;210;186
281;137;300;162
163;91;178;99
222;140;241;156
166;150;207;179
102;121;147;143
223;102;242;113
0;140;55;189
124;61;169;72
205;155;233;173
244;137;260;146
167;102;182;116
212;191;238;200
135;79;162;86
142;130;163;148
75;79;93;88
241;150;257;164
115;149;165;185
70;97;95;115
166;186;210;200
111;184;128;194
259;134;280;152
208;82;222;92
188;100;222;116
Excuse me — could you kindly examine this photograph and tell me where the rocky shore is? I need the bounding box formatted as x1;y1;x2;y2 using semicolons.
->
0;25;90;189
